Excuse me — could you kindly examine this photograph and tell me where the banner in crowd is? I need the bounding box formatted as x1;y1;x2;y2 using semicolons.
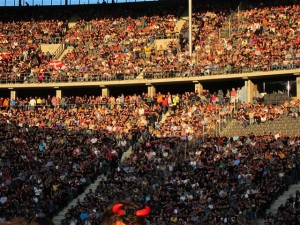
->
49;60;63;69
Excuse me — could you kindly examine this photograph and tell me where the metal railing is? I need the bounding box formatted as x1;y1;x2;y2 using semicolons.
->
144;59;300;79
53;43;66;59
0;71;138;84
0;58;299;84
35;36;64;44
218;2;246;39
0;101;146;111
1;0;160;7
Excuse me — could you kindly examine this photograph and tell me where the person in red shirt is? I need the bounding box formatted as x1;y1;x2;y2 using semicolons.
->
162;97;168;114
211;92;218;106
230;88;237;104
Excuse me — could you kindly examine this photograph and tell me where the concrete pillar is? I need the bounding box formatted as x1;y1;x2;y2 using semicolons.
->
147;85;156;98
10;90;17;100
245;80;251;103
297;77;300;99
194;82;203;94
102;87;110;98
56;89;62;99
245;79;258;103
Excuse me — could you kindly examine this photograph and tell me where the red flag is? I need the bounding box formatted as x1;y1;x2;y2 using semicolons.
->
49;60;63;69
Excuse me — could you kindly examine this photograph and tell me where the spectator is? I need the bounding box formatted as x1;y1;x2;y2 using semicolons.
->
102;201;150;225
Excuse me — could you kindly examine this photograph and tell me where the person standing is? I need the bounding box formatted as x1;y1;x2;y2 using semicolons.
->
29;97;36;111
230;88;236;104
217;89;224;105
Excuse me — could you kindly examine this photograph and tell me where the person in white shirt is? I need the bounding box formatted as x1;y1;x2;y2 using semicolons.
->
29;97;36;110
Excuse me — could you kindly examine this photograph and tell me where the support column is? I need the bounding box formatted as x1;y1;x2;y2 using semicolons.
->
297;77;300;99
56;89;62;99
194;82;203;94
10;90;17;100
102;87;110;98
245;79;258;103
147;85;156;98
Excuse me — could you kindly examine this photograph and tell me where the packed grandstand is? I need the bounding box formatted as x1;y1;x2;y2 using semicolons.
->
1;0;300;83
1;0;300;225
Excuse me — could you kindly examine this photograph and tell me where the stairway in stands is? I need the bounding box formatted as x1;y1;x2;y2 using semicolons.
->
221;117;300;225
255;183;300;224
52;15;79;61
58;46;74;60
136;12;187;79
52;175;107;225
52;145;134;225
266;183;300;215
221;117;300;136
175;16;188;33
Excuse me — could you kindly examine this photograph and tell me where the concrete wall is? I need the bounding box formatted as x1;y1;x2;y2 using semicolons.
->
41;44;61;55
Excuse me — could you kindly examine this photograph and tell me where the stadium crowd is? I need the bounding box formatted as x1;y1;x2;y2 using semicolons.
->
0;92;162;221
1;1;300;83
264;190;300;225
0;8;69;79
265;191;300;225
62;126;300;225
1;1;300;225
186;3;300;75
0;90;300;224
